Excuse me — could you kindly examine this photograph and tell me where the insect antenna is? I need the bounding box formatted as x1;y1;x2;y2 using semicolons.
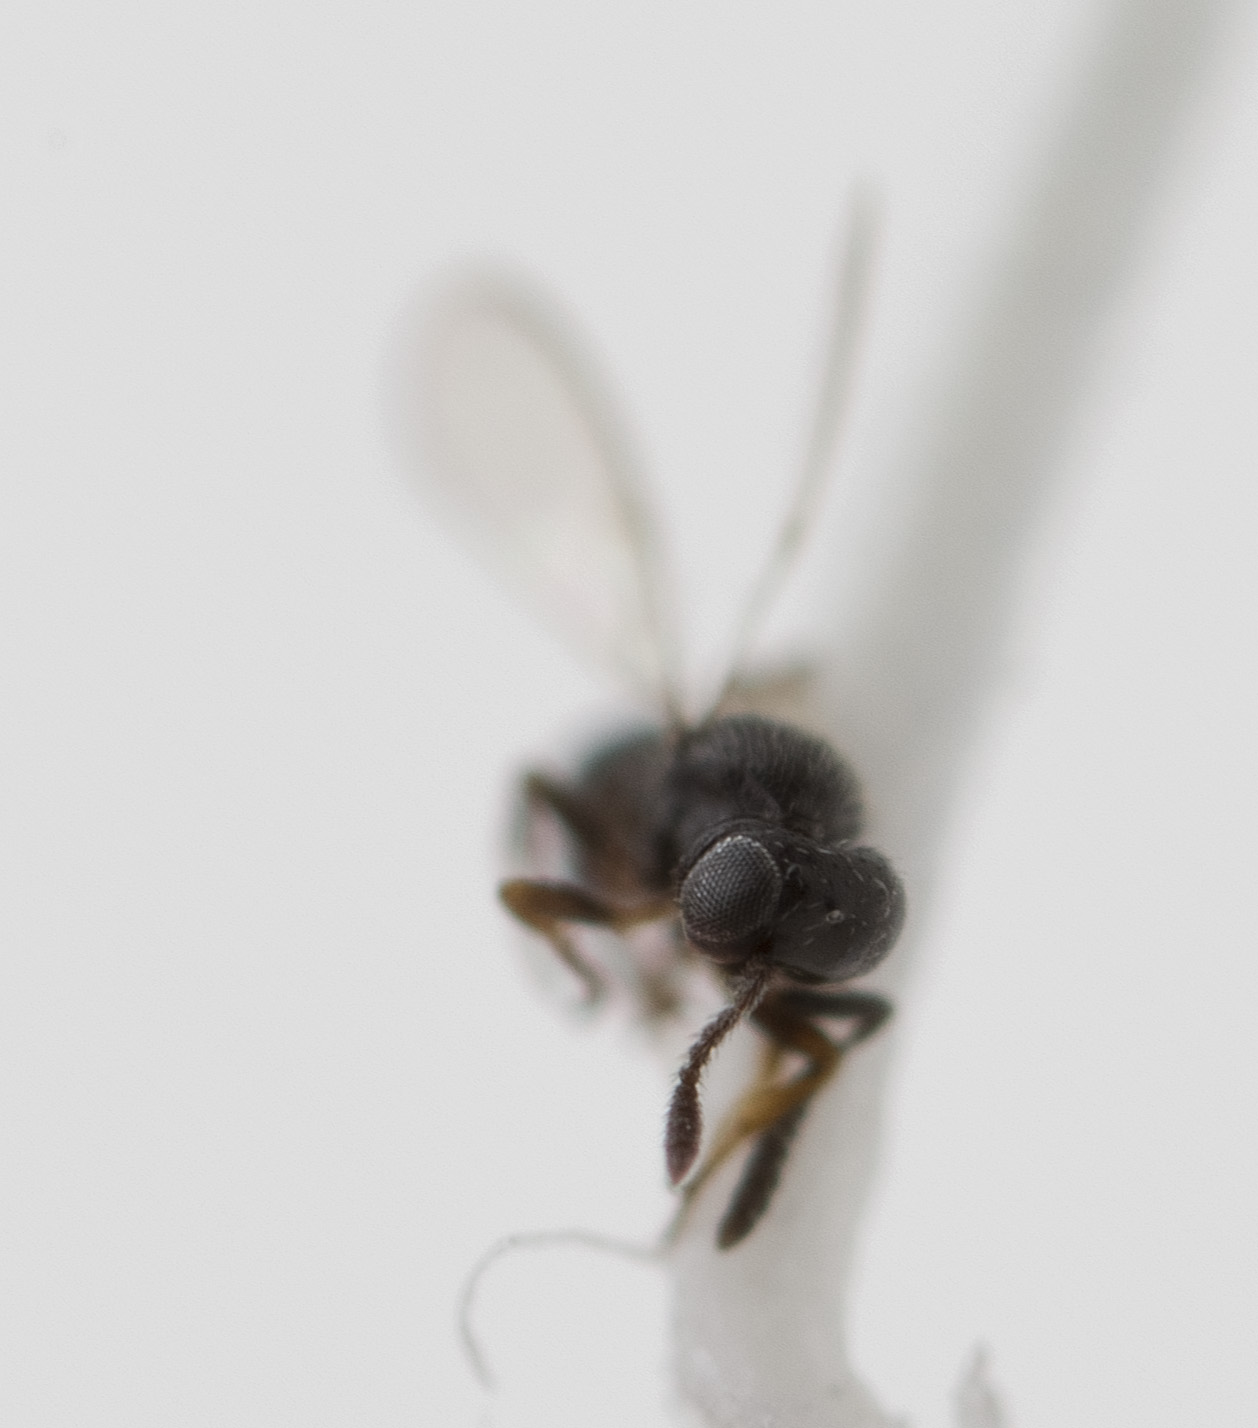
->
665;959;773;1185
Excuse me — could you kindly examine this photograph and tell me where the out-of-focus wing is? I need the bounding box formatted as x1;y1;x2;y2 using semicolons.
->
419;276;681;718
713;194;881;714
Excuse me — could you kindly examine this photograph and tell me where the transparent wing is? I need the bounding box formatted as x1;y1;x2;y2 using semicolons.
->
419;275;682;718
712;192;881;713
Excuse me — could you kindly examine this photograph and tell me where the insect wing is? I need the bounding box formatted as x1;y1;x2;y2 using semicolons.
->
422;277;680;716
713;195;880;714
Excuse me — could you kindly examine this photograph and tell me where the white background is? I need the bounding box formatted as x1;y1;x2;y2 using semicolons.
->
2;3;1256;1426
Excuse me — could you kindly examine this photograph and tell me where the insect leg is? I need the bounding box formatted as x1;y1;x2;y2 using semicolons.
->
516;771;606;854
668;989;892;1247
508;771;677;1011
776;987;893;1046
496;879;633;1005
500;877;666;1004
715;991;892;1247
667;998;835;1243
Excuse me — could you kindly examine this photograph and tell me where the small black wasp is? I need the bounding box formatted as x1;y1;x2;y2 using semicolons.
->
419;206;904;1248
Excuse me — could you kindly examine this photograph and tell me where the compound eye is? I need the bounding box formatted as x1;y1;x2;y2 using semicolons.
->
679;834;782;953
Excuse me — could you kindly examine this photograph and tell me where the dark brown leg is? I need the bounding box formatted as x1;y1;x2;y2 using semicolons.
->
716;1100;810;1248
717;990;892;1246
773;988;893;1046
499;877;672;1005
670;988;892;1247
501;878;619;1004
507;770;675;1009
516;771;607;855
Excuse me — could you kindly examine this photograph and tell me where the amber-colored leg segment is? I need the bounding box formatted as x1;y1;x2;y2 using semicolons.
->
670;988;892;1248
499;877;673;1005
670;1000;837;1241
499;878;616;1003
717;990;891;1246
716;1101;811;1247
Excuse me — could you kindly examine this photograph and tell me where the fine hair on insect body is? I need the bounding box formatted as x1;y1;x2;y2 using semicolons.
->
418;197;904;1248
